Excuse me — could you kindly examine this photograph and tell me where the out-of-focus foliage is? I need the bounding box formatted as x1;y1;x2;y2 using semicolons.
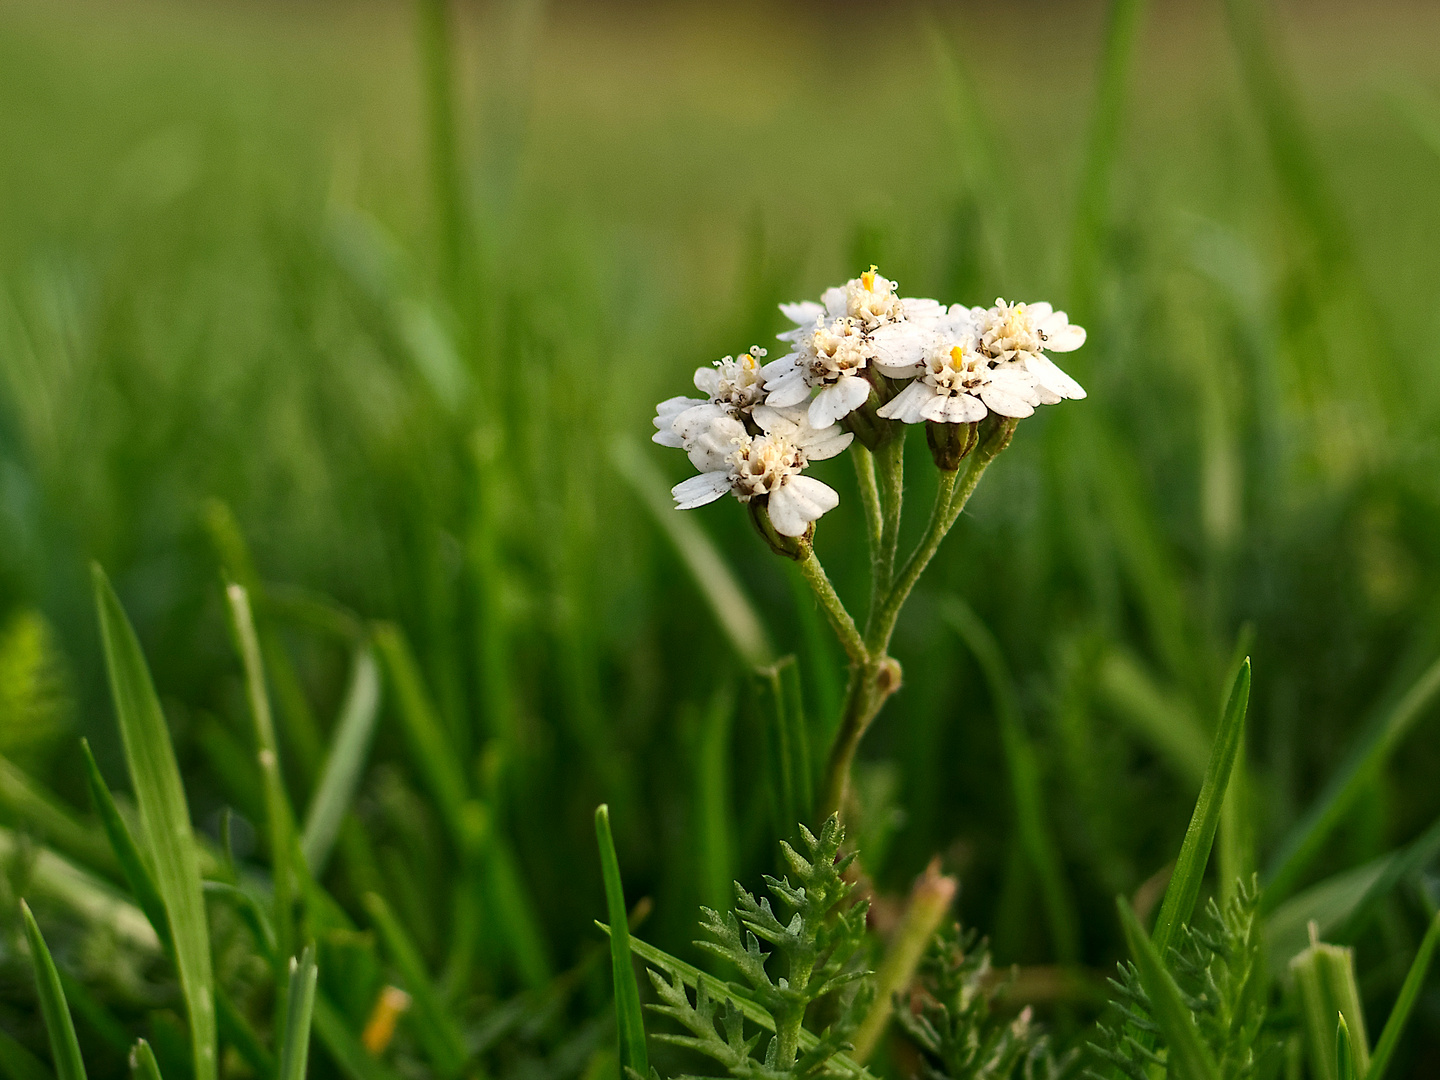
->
0;0;1439;1077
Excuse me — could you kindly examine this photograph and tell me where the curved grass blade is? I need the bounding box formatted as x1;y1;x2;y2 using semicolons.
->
944;598;1079;964
302;646;382;876
311;992;405;1080
0;753;118;877
1333;811;1440;945
79;739;169;949
225;583;298;970
278;947;319;1080
1151;658;1251;959
611;438;773;669
128;1041;161;1080
1116;896;1220;1080
0;1028;53;1080
1265;651;1440;908
1365;912;1440;1080
20;902;86;1080
92;564;216;1080
595;805;648;1080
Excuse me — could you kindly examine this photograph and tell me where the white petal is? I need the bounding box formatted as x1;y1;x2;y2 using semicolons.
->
918;392;952;423
760;353;799;380
652;429;684;447
692;368;720;395
804;429;854;461
1025;353;1086;399
675;405;744;472
943;394;987;424
821;286;847;319
653;395;704;442
877;380;932;424
780;301;824;326
765;371;812;408
672;472;732;509
1028;302;1054;321
978;384;1035;418
869;323;930;374
808;375;871;427
1040;317;1085;353
900;297;945;322
767;476;839;536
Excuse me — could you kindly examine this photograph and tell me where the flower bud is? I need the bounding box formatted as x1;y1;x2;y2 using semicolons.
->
925;421;979;471
748;499;812;560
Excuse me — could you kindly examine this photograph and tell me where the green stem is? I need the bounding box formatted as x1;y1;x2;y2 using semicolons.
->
853;445;883;555
797;550;867;668
873;434;906;603
867;467;960;655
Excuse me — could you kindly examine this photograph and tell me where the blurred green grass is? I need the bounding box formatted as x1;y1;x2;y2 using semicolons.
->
2;0;1440;1074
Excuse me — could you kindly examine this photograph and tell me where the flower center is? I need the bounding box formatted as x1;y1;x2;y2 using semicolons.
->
808;320;869;382
728;433;802;499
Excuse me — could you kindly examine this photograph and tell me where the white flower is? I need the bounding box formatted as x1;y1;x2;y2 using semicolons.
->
652;346;769;446
972;299;1086;404
766;266;945;428
878;335;1039;424
669;404;853;537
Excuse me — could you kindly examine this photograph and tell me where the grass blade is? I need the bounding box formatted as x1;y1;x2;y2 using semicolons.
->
595;804;648;1080
225;583;299;974
611;437;773;669
694;687;736;916
302;646;382;875
92;564;216;1080
311;993;404;1080
20;902;86;1080
278;946;319;1080
1151;659;1251;959
0;1028;54;1080
1068;0;1150;314
1365;912;1440;1080
1116;896;1220;1080
1292;930;1370;1080
1265;651;1440;908
371;623;470;848
128;1041;161;1080
362;892;466;1077
79;739;170;948
0;754;118;877
1333;811;1440;945
943;598;1079;964
1337;1015;1356;1080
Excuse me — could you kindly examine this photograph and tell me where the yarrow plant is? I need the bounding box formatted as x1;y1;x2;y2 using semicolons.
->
652;267;1086;817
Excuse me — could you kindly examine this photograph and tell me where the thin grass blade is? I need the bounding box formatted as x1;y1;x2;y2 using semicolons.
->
311;993;405;1080
0;1028;54;1080
1365;912;1440;1080
278;947;319;1080
92;564;216;1080
302;646;382;875
944;598;1080;964
20;902;86;1080
1265;651;1440;908
362;892;466;1077
1337;1015;1356;1080
611;438;773;669
128;1041;161;1080
595;805;648;1080
1151;659;1251;959
1116;897;1221;1080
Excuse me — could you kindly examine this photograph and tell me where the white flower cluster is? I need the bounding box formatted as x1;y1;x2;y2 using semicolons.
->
652;269;1086;538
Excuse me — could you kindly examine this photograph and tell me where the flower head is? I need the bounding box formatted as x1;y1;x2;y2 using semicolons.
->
766;267;944;428
972;299;1086;404
652;346;769;447
669;404;853;537
878;334;1039;425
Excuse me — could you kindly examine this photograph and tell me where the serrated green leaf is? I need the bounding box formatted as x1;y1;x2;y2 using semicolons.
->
92;564;216;1080
1116;896;1220;1080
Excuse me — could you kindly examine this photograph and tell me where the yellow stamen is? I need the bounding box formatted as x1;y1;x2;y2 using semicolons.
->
861;265;878;291
949;345;966;367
